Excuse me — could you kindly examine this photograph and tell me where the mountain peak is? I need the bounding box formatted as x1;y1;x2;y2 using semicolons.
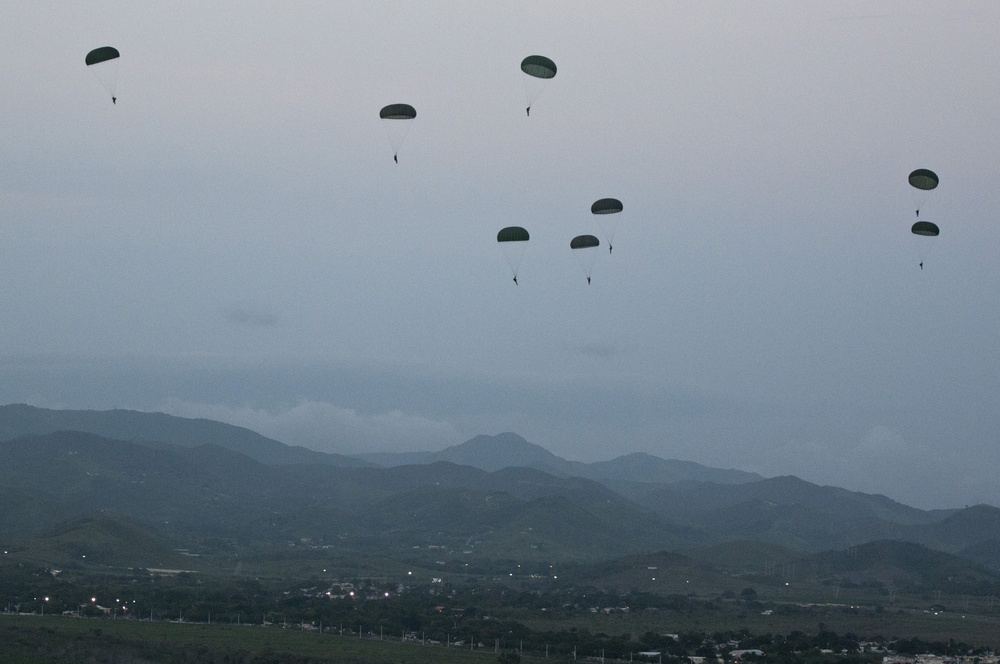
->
437;432;569;472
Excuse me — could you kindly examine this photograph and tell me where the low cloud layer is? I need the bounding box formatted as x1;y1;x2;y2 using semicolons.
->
748;425;998;509
1;353;997;510
158;398;463;455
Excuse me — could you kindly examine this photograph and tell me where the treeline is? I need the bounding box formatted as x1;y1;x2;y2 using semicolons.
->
2;562;707;632
1;562;994;661
1;616;987;664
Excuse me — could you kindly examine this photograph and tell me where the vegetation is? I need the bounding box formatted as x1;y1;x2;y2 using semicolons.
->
0;607;993;664
2;414;999;660
2;555;998;663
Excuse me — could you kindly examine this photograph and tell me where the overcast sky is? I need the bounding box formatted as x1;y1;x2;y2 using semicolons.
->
2;2;999;510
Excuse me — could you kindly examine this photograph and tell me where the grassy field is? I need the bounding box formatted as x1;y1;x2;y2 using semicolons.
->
2;598;998;664
0;614;510;664
516;602;1000;649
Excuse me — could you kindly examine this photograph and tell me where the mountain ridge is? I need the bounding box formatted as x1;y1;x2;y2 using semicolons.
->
0;405;763;486
356;431;763;486
1;405;997;569
0;403;370;468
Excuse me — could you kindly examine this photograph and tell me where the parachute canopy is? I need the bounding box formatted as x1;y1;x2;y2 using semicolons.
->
909;169;939;191
571;234;600;250
521;55;557;79
591;198;623;215
912;221;940;237
497;226;529;243
86;46;119;66
379;103;416;120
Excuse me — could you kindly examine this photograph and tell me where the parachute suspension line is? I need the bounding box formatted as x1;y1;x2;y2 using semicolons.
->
570;234;600;284
497;227;529;285
907;170;939;269
908;168;938;220
910;221;939;270
85;46;120;104
590;198;623;255
379;103;416;164
520;55;556;117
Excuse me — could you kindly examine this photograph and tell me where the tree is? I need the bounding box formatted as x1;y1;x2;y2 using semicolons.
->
499;650;522;664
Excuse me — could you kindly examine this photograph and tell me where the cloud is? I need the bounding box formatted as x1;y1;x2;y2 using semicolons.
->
157;398;463;455
2;353;996;509
745;425;996;509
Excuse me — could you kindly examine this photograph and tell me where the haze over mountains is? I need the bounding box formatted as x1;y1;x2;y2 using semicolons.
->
0;403;370;468
1;404;997;582
358;431;763;485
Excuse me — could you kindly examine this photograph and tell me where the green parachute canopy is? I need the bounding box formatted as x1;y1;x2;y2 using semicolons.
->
497;226;529;243
571;234;600;250
912;221;940;237
591;198;623;215
521;55;557;79
379;103;417;120
908;169;939;191
85;46;119;66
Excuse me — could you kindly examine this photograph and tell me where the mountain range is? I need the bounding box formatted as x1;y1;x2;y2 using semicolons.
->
0;403;997;586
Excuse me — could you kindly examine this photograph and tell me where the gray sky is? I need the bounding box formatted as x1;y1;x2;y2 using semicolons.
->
3;1;999;510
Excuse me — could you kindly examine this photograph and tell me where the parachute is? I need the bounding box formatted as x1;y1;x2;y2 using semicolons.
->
911;221;939;269
520;55;557;116
570;234;601;284
591;198;623;253
591;198;623;214
85;46;120;104
379;103;416;163
521;55;557;79
908;168;938;218
497;226;530;284
908;169;939;191
498;226;530;243
907;169;940;268
379;103;416;120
